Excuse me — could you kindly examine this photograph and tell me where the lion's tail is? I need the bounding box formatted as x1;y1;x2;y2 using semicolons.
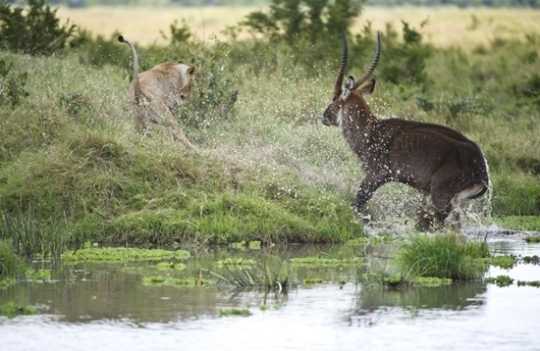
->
118;35;142;103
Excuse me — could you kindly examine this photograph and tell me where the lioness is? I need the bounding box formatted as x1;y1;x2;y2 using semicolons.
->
118;35;198;149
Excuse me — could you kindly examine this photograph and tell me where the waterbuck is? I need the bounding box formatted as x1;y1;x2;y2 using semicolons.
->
322;31;490;228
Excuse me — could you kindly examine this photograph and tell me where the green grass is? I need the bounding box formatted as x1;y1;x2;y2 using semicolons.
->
495;216;540;232
397;232;490;281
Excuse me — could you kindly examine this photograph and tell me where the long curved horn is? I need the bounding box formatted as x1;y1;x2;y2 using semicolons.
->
333;30;349;97
351;31;381;91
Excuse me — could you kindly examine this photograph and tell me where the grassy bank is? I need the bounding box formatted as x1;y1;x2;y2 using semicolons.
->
0;50;365;252
1;5;539;258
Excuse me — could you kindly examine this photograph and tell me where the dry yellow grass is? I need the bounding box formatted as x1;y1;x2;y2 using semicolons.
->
56;5;540;48
56;6;256;45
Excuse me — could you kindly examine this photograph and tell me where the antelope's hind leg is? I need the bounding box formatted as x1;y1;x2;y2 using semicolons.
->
443;182;487;229
416;195;446;232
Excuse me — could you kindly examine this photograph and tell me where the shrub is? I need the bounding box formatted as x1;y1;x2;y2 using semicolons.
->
0;0;76;56
138;23;239;128
0;58;29;108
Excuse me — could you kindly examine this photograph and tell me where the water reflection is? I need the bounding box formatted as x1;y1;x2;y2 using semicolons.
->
1;242;540;351
356;282;486;314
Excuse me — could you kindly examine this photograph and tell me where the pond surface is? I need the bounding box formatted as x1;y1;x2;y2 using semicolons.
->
1;239;539;351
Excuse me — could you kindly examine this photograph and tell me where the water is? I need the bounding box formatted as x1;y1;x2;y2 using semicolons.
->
1;240;539;351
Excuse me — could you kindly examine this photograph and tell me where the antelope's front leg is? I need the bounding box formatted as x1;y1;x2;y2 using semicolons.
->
352;176;387;213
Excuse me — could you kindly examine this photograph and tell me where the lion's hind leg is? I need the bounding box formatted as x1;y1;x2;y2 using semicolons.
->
149;99;195;149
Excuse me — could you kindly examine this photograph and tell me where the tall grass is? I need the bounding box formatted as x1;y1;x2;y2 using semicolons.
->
0;240;25;282
397;232;490;281
0;206;70;258
207;255;290;291
0;49;365;249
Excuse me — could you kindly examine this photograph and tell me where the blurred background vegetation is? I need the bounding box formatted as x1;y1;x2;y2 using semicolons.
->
0;0;539;263
3;0;540;7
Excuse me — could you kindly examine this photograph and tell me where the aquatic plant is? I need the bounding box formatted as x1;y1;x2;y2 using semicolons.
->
61;247;190;262
0;240;25;282
303;277;324;285
525;236;540;244
487;255;517;269
397;232;490;281
155;262;186;271
24;268;52;282
0;206;69;258
410;276;453;287
217;258;256;268
290;257;361;267
517;280;540;288
485;275;514;287
0;301;37;318
207;255;290;291
522;255;539;265
142;276;207;287
218;308;251;317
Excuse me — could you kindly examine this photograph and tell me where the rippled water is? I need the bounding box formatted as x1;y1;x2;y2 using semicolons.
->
1;240;539;351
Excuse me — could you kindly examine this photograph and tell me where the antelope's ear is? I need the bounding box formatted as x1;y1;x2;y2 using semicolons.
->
360;79;376;96
344;76;355;90
341;76;354;101
188;65;199;76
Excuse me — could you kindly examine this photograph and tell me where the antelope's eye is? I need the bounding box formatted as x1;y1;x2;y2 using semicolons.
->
332;95;338;102
180;94;186;100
